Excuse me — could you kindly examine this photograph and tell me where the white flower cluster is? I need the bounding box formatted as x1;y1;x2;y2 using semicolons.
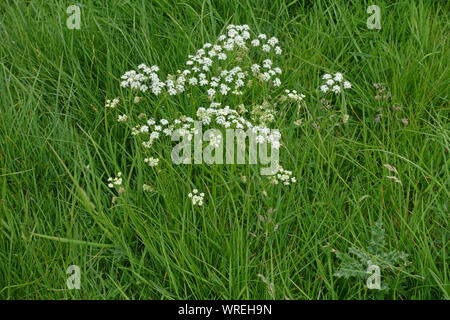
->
119;25;283;98
282;89;305;102
128;100;283;156
105;97;119;108
188;189;205;206
117;114;128;122
251;58;282;87
119;66;159;94
208;132;222;148
269;166;297;186
144;157;159;167
142;184;154;192
113;24;304;200
131;117;174;149
320;73;351;94
250;100;276;125
107;172;122;188
197;103;252;129
250;32;282;55
196;103;282;148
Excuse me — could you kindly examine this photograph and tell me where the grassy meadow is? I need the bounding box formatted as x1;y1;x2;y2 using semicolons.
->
0;0;448;299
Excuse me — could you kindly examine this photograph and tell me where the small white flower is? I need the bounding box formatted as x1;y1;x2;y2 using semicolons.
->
117;114;128;122
284;89;305;101
163;128;172;136
273;78;281;87
144;157;159;167
107;172;123;188
188;188;205;206
220;84;230;95
268;37;279;46
150;131;160;140
217;53;227;60
105;97;119;108
263;59;272;68
334;72;343;82
343;81;352;89
223;42;234;51
235;79;245;88
268;166;296;186
262;72;271;81
207;88;216;96
251;64;260;73
332;85;341;93
251;39;260;46
320;85;329;93
143;139;153;148
209;133;222;148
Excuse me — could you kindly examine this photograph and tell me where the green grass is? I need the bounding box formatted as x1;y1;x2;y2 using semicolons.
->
0;0;448;299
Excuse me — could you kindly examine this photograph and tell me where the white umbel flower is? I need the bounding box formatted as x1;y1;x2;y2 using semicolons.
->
144;157;159;167
117;114;128;122
105;97;119;108
319;72;351;94
251;39;260;46
332;85;341;93
320;85;329;93
188;189;205;206
334;72;343;82
107;172;123;188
